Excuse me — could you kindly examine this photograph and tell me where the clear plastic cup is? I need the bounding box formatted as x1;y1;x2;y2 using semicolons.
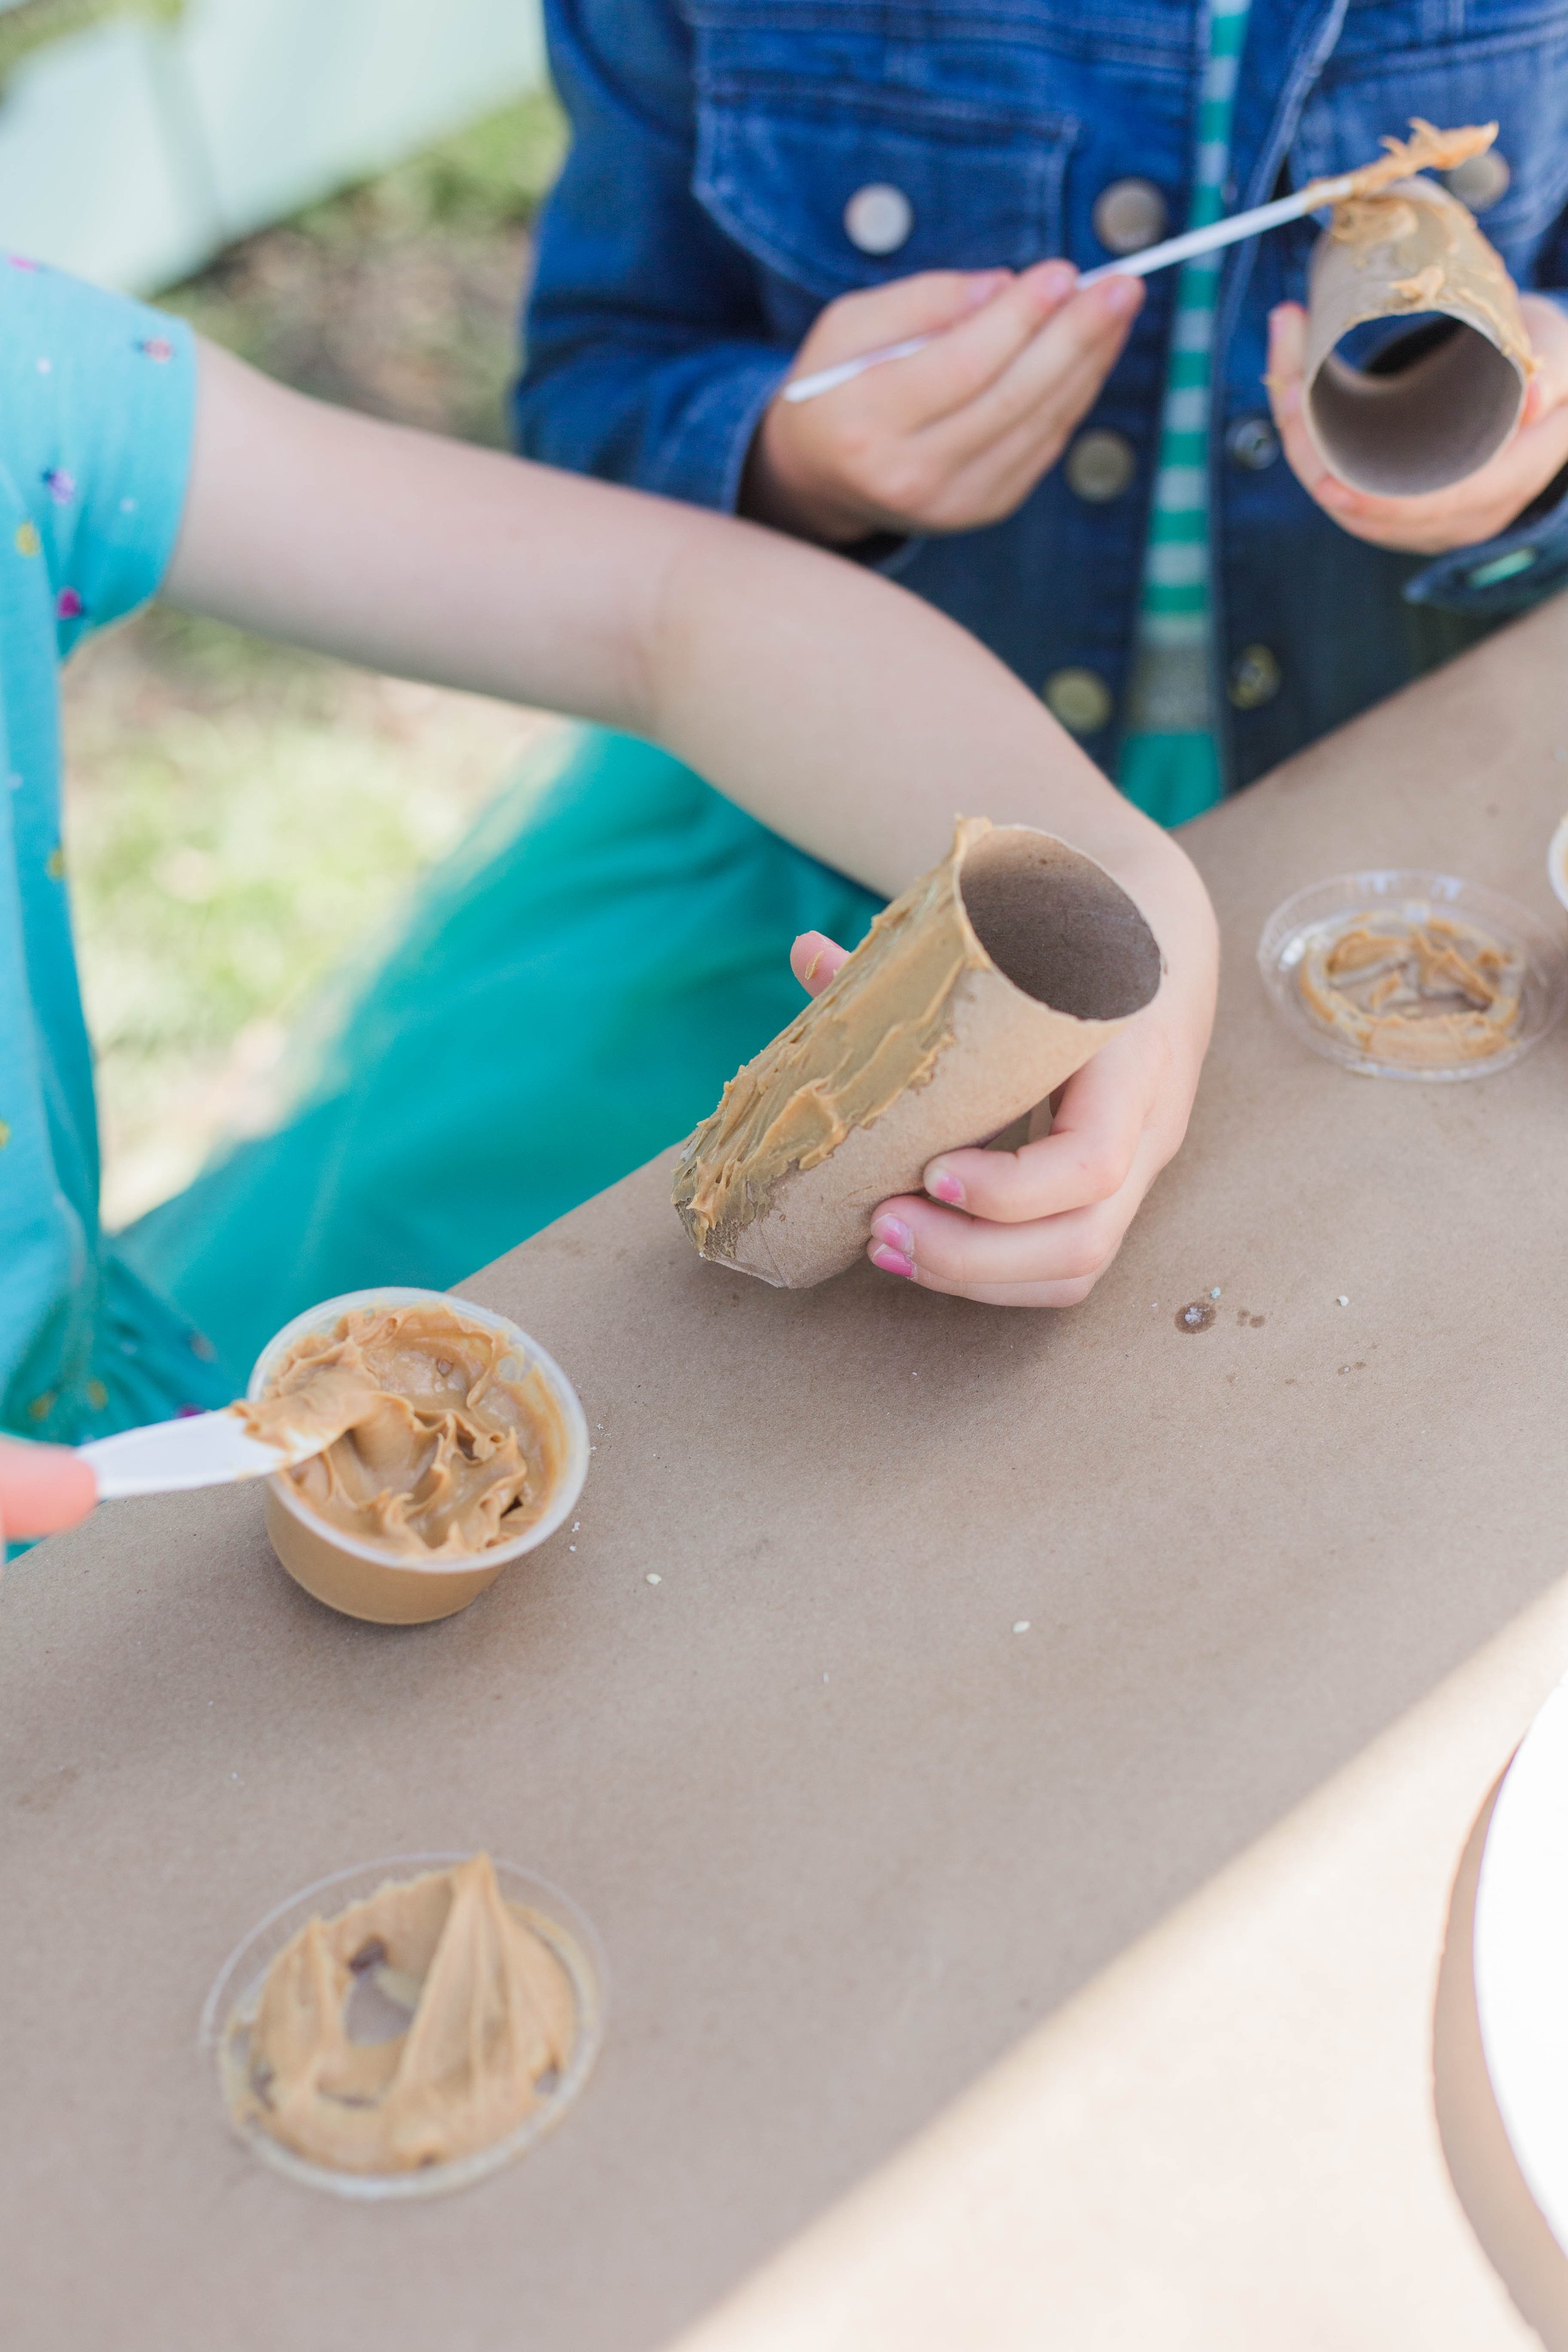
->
201;1853;607;2200
247;1287;588;1624
1257;869;1567;1082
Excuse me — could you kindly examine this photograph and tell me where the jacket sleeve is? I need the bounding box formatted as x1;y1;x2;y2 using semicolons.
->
513;0;790;512
1405;292;1568;618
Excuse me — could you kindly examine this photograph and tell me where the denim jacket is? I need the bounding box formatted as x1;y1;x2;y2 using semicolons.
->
515;0;1568;792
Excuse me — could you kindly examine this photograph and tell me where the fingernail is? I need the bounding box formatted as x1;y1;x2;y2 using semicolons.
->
925;1167;965;1207
964;268;1012;309
869;1243;916;1280
871;1211;915;1254
1101;274;1142;317
1036;260;1078;302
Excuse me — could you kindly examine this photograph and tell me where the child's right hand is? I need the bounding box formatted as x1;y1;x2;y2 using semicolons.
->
743;262;1144;546
0;1439;97;1547
788;847;1217;1310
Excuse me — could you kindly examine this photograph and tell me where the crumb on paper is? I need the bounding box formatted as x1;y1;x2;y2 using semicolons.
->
646;1572;661;1585
1210;1286;1221;1299
1337;1295;1350;1306
1013;1621;1031;1634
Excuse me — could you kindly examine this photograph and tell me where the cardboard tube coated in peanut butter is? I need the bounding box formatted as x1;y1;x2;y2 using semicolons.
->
1303;177;1533;497
671;819;1165;1289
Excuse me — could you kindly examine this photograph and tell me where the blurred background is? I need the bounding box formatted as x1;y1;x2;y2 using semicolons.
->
0;0;568;1225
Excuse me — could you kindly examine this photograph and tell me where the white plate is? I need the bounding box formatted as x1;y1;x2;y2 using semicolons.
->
1475;1678;1568;2249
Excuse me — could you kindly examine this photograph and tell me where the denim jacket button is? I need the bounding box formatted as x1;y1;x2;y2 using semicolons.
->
844;183;914;255
1066;429;1136;501
1044;667;1113;734
1227;644;1282;709
1444;151;1511;214
1093;179;1168;255
1226;415;1279;471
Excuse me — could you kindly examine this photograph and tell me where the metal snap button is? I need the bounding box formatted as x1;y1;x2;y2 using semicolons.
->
844;183;914;256
1444;150;1511;214
1225;415;1280;472
1092;178;1168;256
1227;644;1281;709
1066;429;1136;502
1043;667;1114;734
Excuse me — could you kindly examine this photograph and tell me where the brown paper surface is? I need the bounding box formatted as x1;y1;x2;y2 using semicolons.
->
1303;177;1532;495
8;598;1568;2350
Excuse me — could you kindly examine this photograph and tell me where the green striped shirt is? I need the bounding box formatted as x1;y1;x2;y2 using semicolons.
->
1118;0;1253;827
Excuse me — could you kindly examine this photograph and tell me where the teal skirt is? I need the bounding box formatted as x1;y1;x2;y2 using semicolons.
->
118;727;882;1393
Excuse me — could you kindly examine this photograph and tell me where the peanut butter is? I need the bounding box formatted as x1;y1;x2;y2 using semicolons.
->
1316;117;1497;205
1313;122;1537;381
1297;910;1523;1066
673;819;992;1259
231;1855;575;2175
241;1305;565;1560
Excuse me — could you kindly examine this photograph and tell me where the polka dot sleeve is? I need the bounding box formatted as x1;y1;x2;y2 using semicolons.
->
0;253;196;660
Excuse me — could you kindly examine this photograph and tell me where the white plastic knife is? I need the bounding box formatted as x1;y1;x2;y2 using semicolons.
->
77;1405;331;1502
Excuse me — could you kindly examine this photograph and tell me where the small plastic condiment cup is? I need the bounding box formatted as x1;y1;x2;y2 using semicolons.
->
201;1852;608;2200
246;1286;588;1625
1257;869;1568;1082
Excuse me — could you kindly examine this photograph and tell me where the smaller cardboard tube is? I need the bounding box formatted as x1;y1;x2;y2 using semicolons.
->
1303;179;1530;497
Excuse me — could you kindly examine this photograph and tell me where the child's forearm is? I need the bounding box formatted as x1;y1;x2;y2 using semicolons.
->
167;342;1212;951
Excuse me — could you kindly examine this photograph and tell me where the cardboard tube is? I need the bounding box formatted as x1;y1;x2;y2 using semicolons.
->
1303;178;1532;497
672;819;1164;1289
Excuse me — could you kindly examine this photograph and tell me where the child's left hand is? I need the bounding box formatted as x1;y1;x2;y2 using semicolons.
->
789;931;1205;1307
0;1439;97;1547
1266;295;1568;554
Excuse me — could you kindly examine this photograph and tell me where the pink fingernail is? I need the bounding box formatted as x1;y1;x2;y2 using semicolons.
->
964;269;1011;309
1101;274;1142;317
926;1167;965;1206
870;1243;916;1280
871;1211;914;1254
1036;260;1078;301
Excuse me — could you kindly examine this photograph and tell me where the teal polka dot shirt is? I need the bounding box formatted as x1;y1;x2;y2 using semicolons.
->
0;257;231;1443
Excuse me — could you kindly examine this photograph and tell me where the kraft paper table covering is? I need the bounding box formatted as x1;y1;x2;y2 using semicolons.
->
6;599;1568;2352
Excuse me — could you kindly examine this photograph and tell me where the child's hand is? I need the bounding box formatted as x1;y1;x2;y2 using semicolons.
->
789;920;1210;1306
1266;297;1568;554
0;1439;97;1546
745;263;1145;545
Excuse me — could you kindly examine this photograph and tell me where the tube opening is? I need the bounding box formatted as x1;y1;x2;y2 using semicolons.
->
1308;315;1525;495
958;830;1163;1020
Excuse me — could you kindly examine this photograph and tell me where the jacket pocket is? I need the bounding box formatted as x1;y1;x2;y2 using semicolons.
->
1301;6;1568;267
693;71;1076;301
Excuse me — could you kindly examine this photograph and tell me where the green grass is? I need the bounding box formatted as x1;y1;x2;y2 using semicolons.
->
63;93;569;1227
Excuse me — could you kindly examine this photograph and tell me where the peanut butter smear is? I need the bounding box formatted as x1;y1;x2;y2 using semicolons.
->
241;1305;564;1559
674;818;992;1258
1308;121;1537;381
1297;911;1523;1066
1310;117;1497;206
231;1855;576;2174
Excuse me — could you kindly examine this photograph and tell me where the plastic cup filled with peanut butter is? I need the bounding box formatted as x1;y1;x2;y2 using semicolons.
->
202;1851;607;2198
244;1287;588;1625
